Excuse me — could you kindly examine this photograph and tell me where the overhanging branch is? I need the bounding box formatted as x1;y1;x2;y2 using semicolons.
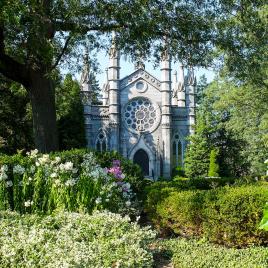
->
0;26;29;87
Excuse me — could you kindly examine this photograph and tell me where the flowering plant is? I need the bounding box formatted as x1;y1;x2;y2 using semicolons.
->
0;149;141;215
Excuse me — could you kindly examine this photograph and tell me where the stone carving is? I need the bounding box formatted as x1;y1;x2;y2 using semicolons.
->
120;69;161;90
186;67;196;86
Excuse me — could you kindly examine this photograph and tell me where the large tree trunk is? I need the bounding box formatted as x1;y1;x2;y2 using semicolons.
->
29;72;58;153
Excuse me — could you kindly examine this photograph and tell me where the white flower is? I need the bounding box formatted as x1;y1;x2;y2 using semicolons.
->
0;173;8;181
121;173;126;179
55;156;61;163
13;165;25;175
125;201;131;207
28;177;33;181
37;154;50;165
35;161;40;167
60;162;74;172
30;165;35;173
50;173;57;178
6;180;13;187
264;159;268;164
1;165;8;173
95;197;102;204
123;192;129;198
24;200;33;207
124;182;131;189
65;179;76;187
54;179;61;186
26;149;38;158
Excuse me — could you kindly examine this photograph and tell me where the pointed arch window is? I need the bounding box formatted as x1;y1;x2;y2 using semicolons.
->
95;131;107;152
172;134;184;168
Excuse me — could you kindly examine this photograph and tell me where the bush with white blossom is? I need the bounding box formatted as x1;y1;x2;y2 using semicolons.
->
0;149;142;215
0;210;156;267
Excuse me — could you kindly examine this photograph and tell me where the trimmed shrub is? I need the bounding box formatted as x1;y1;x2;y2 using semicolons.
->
0;149;144;215
162;238;268;268
0;210;156;267
208;148;220;177
203;185;268;247
145;184;268;247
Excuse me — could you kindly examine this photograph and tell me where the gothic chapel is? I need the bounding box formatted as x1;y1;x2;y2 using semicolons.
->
80;39;196;179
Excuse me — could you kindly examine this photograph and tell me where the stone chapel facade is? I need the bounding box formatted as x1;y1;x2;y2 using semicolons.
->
80;42;196;179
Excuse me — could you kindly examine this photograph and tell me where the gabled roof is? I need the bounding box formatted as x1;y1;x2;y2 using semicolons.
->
119;68;161;90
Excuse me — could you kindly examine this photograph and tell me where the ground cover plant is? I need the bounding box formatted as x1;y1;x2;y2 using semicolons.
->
0;149;144;215
159;238;268;268
0;210;156;268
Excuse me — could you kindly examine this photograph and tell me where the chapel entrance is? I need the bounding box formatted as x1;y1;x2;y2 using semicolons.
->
133;149;149;176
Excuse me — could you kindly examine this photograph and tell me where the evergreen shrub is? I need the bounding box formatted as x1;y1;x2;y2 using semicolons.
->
207;148;220;177
0;149;143;215
145;184;268;247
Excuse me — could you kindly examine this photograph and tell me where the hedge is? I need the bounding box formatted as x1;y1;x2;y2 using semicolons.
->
162;238;268;268
145;184;268;247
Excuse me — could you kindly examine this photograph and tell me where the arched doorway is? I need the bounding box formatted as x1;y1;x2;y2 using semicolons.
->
133;149;149;176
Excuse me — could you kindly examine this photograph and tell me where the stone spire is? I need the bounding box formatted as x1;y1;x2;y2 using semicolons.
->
160;40;172;178
177;63;186;107
108;31;120;151
80;49;92;148
102;68;109;105
186;66;196;134
171;70;178;105
80;50;92;104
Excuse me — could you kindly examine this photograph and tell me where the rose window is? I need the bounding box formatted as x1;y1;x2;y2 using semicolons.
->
124;98;160;133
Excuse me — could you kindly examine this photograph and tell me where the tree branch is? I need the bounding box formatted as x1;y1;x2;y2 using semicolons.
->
50;34;72;70
0;26;29;87
55;21;125;33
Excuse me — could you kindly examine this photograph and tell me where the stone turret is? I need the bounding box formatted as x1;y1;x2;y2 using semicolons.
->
102;68;109;105
171;64;186;107
186;66;196;134
160;45;172;178
171;70;178;105
108;32;120;150
80;51;92;147
177;64;186;107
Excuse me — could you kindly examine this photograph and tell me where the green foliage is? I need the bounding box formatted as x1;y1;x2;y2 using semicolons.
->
184;131;210;179
0;149;144;215
260;203;268;231
188;73;267;178
145;183;268;247
56;74;86;150
0;77;33;154
0;210;156;267
161;238;268;268
208;149;219;177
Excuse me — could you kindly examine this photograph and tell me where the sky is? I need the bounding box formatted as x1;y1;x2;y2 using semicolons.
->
94;49;216;88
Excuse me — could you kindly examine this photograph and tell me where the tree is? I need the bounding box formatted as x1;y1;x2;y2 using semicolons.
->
56;74;86;150
0;0;238;152
215;1;267;87
196;74;208;105
90;72;102;105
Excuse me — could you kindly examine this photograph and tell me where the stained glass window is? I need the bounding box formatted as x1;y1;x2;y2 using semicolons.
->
95;131;107;152
124;98;158;133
